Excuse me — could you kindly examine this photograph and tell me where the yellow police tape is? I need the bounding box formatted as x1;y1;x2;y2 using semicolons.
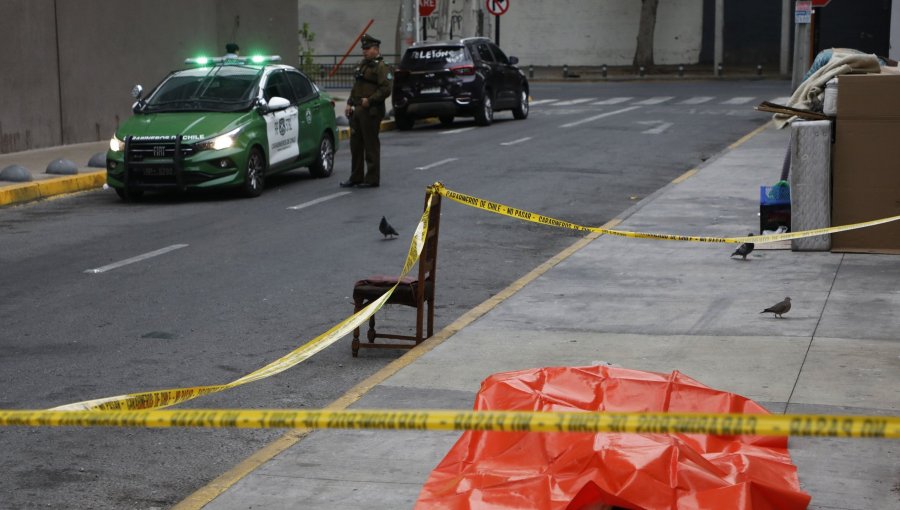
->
434;185;900;245
1;408;898;438
49;190;438;412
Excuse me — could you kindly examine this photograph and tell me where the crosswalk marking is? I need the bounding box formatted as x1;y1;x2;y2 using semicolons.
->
633;96;674;105
532;95;770;108
721;96;755;105
592;97;632;105
679;96;714;104
553;98;597;106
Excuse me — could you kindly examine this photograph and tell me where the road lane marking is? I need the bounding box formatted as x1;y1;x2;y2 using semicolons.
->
633;96;674;105
560;106;641;128
287;192;351;210
85;244;189;274
500;137;533;146
592;97;632;105
679;96;714;104
529;99;558;105
553;98;596;106
416;158;458;170
639;121;674;134
722;96;755;104
441;127;476;134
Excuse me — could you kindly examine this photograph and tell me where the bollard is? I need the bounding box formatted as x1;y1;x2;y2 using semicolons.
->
529;65;534;79
757;64;763;76
602;64;607;79
639;66;645;77
563;64;568;78
717;63;723;76
678;64;684;77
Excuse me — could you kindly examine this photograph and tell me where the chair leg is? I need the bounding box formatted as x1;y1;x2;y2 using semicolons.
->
352;299;363;355
415;302;424;345
367;315;376;343
353;301;363;343
427;298;434;338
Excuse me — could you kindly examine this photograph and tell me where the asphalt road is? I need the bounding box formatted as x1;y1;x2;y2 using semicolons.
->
0;79;790;509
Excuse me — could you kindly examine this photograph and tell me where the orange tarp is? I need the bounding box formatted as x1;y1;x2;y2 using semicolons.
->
416;366;810;510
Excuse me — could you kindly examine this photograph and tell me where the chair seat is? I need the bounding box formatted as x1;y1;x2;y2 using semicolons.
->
354;275;433;308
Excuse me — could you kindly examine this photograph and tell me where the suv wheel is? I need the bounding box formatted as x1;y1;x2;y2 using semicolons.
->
474;91;493;126
309;133;334;178
242;147;266;198
438;115;454;126
512;90;529;120
395;111;415;131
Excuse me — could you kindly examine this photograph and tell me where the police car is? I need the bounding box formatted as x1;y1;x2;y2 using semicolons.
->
107;55;337;199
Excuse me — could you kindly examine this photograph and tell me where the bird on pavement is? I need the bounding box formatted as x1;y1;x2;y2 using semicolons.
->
731;233;755;260
761;297;791;318
379;216;399;239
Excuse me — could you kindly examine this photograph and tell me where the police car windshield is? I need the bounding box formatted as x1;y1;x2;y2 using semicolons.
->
145;66;262;112
401;46;468;71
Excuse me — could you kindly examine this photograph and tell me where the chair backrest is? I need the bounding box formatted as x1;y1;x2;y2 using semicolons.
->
417;191;442;298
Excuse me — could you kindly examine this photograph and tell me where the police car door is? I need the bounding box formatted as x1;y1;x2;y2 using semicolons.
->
285;70;319;161
261;70;300;168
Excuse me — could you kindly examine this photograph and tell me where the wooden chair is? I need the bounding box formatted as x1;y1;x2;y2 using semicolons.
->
351;192;441;357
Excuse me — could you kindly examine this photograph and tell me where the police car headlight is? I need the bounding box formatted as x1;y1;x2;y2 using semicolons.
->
195;128;240;152
109;135;125;152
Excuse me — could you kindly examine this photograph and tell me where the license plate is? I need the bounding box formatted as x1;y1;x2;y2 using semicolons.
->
420;86;441;94
141;167;174;176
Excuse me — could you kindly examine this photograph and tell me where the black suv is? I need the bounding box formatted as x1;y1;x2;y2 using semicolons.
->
392;38;529;129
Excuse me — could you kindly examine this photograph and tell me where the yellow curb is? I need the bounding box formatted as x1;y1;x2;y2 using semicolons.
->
0;170;106;207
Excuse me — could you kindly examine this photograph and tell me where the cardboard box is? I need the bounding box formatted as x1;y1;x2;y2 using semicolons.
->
831;74;900;253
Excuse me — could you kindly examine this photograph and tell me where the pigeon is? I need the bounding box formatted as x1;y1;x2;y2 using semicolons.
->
761;297;791;318
379;216;399;239
731;233;755;260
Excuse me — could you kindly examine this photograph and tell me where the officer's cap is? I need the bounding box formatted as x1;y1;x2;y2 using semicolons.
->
361;34;381;49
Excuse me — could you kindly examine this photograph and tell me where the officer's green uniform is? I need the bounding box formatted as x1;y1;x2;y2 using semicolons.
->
346;34;392;187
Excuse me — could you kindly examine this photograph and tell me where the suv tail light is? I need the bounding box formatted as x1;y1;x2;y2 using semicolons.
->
450;65;475;76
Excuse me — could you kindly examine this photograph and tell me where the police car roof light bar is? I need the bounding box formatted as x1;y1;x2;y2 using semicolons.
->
184;55;282;66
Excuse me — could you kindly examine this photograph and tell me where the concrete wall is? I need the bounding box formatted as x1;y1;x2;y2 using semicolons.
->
0;0;297;154
0;1;61;153
298;0;704;65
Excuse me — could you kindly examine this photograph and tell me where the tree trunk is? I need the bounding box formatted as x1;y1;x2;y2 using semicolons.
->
633;0;660;68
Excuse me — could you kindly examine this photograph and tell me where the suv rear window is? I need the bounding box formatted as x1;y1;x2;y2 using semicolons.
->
401;46;469;71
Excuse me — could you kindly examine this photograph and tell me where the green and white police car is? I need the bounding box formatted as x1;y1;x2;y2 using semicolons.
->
107;55;337;200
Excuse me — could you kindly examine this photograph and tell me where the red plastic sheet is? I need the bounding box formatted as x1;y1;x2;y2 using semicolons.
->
416;366;810;510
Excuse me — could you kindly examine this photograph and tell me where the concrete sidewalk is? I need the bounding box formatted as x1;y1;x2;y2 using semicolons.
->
174;124;899;509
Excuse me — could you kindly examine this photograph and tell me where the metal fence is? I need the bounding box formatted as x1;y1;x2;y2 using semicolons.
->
302;54;401;89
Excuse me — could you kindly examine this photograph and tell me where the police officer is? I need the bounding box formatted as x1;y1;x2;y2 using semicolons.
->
340;34;392;188
224;42;240;59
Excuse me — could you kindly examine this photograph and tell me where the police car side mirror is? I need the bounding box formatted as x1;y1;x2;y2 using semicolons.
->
131;85;147;113
509;56;519;66
267;96;291;112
